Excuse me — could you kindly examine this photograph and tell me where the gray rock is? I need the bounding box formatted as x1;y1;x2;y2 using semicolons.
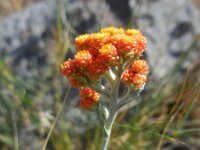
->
0;0;56;56
1;0;200;78
66;0;123;33
129;0;200;77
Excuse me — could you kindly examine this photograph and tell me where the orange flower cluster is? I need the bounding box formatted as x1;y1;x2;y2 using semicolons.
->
76;27;147;59
62;27;147;85
122;59;149;90
79;88;100;110
61;27;148;109
61;50;92;87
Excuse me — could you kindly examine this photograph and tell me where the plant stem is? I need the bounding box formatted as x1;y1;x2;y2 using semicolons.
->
100;112;117;150
100;68;121;150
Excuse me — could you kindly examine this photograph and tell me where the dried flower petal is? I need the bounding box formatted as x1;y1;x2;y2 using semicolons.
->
61;59;76;77
80;98;96;110
98;44;119;66
69;78;88;88
100;26;124;34
122;59;149;90
79;88;100;110
80;88;100;100
61;27;149;109
131;59;149;75
74;50;92;72
88;59;109;80
75;27;147;59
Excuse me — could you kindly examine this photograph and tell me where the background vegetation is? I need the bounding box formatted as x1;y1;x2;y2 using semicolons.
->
0;0;200;149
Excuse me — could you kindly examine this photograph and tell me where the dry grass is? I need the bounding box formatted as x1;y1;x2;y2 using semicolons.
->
191;0;200;7
0;0;43;18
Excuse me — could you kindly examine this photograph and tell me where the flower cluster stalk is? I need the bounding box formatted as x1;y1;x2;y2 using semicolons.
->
61;27;149;150
101;112;117;150
100;72;121;150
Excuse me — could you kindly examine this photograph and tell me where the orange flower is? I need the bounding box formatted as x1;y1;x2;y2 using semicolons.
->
75;33;109;57
61;58;76;77
75;27;147;59
122;59;149;90
80;88;100;100
61;27;148;102
122;69;147;90
131;59;149;75
68;78;88;88
61;60;88;87
87;59;109;80
125;29;141;36
130;74;147;89
80;98;97;109
110;34;147;58
74;50;92;72
122;68;133;84
79;88;100;110
98;44;119;66
61;51;93;87
100;26;124;34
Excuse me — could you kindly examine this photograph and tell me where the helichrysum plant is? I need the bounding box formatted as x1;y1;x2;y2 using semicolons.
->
61;27;149;150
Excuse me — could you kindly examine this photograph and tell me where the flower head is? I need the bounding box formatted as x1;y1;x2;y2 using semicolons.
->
61;58;76;77
74;50;92;73
61;27;148;109
68;77;88;88
122;59;149;90
122;69;147;90
100;26;124;34
75;27;147;60
87;59;109;80
98;44;119;66
61;27;150;149
61;51;92;88
79;88;100;109
131;59;149;75
75;33;109;57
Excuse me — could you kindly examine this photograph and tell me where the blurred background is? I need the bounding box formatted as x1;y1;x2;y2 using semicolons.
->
0;0;200;149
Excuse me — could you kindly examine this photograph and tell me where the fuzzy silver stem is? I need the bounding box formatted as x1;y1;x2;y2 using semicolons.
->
100;67;122;150
100;112;117;150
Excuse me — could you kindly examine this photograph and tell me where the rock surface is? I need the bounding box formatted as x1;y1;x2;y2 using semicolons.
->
132;0;200;77
0;0;55;55
0;0;200;78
